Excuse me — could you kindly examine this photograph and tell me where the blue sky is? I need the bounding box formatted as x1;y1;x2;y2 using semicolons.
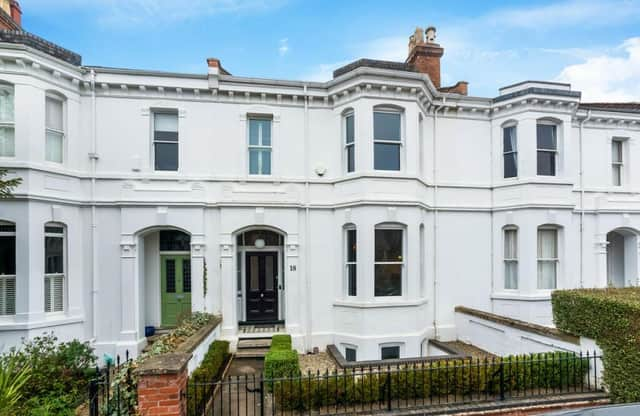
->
20;0;640;100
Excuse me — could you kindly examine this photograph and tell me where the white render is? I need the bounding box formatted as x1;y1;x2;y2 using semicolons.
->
0;38;640;363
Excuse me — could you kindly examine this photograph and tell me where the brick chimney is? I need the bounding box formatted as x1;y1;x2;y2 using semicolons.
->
9;1;20;27
406;26;444;88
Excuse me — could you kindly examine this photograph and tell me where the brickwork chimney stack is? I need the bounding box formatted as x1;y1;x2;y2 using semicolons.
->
406;26;444;88
10;1;21;27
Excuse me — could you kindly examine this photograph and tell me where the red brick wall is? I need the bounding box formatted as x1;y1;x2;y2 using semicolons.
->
137;370;188;416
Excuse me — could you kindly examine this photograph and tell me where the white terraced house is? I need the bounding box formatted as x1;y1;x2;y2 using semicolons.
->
0;4;639;363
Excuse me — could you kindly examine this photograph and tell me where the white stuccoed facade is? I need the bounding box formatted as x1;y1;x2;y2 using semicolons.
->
0;25;639;363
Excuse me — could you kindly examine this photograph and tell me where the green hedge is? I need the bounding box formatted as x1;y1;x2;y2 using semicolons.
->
191;340;231;382
264;334;300;390
270;334;292;351
272;353;588;411
552;288;640;402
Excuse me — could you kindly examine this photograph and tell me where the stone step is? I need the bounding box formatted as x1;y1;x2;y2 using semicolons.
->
237;338;272;349
235;348;270;359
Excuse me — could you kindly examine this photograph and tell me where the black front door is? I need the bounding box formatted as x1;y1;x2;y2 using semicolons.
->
245;252;278;322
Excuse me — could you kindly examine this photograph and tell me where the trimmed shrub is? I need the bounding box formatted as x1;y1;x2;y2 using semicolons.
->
265;349;301;380
191;340;231;382
552;288;640;402
272;353;589;411
270;334;292;351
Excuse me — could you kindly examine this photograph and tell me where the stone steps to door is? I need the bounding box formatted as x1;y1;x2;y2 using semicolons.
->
235;347;271;359
235;337;272;359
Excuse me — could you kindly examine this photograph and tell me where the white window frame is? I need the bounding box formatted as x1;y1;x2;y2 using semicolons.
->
373;108;404;172
344;110;355;174
248;116;272;176
503;226;518;290
45;94;65;164
612;138;626;187
0;221;16;315
536;121;558;177
502;124;518;178
374;224;405;297
344;226;357;297
44;224;65;313
537;226;559;290
0;83;15;158
152;110;180;172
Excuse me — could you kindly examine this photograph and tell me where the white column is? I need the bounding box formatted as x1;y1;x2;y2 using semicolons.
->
594;234;609;288
219;237;236;338
190;235;205;312
117;235;141;358
15;205;45;322
284;236;301;334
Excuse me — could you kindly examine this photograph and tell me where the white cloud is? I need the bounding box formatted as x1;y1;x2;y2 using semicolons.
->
556;37;640;101
21;0;285;26
278;38;289;56
300;61;350;82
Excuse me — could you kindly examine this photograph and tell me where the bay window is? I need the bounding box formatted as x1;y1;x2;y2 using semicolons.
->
537;227;558;289
45;95;64;163
374;227;403;296
0;222;15;315
0;83;14;157
373;110;402;171
345;227;356;296
503;125;517;178
344;111;355;173
537;123;557;176
503;227;518;289
249;117;272;175
44;224;65;312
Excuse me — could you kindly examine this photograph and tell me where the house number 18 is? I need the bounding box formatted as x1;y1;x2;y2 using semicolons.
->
289;265;297;271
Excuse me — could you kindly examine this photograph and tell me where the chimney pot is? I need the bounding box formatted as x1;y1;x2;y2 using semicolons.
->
406;25;444;88
207;58;220;68
425;26;436;43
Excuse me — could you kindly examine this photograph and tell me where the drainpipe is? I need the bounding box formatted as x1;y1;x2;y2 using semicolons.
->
489;114;495;305
579;109;592;288
89;69;99;341
432;97;445;339
303;84;312;352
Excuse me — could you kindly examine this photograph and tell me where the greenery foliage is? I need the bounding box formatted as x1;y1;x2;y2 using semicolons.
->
0;333;96;415
0;354;31;415
272;353;588;411
191;340;231;382
0;168;21;198
552;287;640;402
264;334;301;386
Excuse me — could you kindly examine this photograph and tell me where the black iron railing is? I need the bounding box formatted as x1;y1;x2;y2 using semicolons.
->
88;351;135;416
187;351;604;416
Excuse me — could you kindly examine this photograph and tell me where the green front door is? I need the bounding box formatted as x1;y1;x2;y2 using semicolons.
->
161;255;192;327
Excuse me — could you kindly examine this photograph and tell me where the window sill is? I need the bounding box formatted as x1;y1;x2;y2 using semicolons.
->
491;292;552;302
0;314;84;331
333;298;428;309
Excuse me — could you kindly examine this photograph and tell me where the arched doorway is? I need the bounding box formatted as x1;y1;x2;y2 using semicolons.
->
607;229;638;288
236;228;285;324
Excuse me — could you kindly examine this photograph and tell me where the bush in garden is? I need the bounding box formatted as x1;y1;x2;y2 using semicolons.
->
191;340;231;382
270;334;292;351
553;287;640;402
0;354;31;415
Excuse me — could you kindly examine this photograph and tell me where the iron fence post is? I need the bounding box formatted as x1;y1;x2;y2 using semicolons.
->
499;359;505;401
386;368;392;411
260;376;265;416
88;379;98;416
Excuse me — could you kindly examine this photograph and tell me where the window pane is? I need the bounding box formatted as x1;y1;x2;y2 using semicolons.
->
538;229;557;258
260;120;271;146
0;276;15;315
505;261;518;289
375;229;402;261
242;230;281;247
381;346;400;360
261;150;271;175
154;113;178;133
45;274;63;312
374;112;401;141
0;85;14;123
375;264;402;296
165;259;176;293
155;142;178;171
612;141;623;163
45;131;63;163
183;259;191;293
159;230;190;251
45;236;63;274
249;149;260;174
345;114;354;144
45;97;63;131
537;261;556;289
537;151;555;176
347;264;356;296
0;127;14;157
374;143;400;171
503;126;516;152
0;235;16;275
613;165;622;186
346;145;355;173
504;153;517;178
537;124;556;150
346;229;356;262
265;256;274;290
345;348;356;362
504;229;517;259
249;119;271;146
250;256;259;290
